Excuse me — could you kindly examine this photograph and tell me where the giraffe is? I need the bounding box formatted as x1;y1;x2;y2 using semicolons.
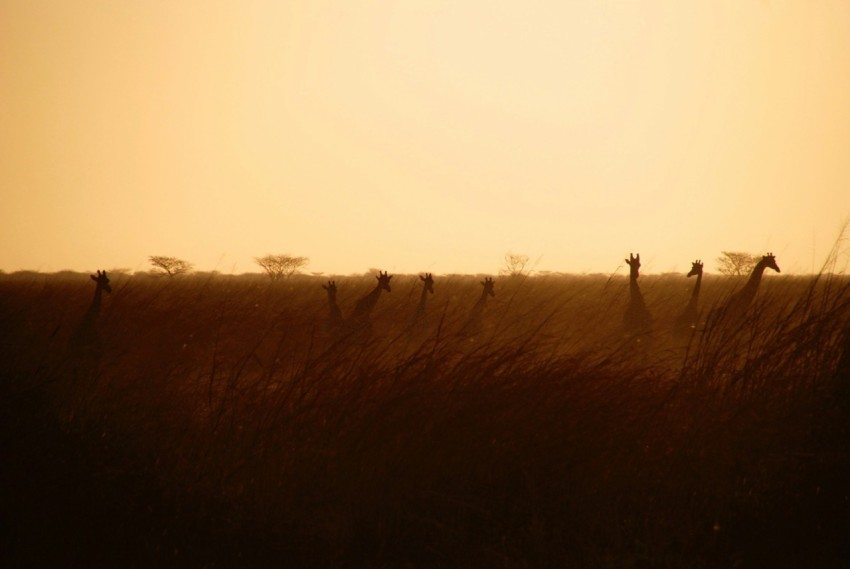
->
69;270;112;356
673;259;703;337
408;273;434;330
322;280;343;334
341;270;393;338
460;277;495;338
715;253;780;323
623;253;652;335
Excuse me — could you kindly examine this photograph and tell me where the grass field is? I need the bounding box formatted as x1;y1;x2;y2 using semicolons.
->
2;267;850;567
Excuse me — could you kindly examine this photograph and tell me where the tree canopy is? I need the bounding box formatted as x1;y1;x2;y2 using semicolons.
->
716;251;759;276
255;254;309;281
148;256;194;277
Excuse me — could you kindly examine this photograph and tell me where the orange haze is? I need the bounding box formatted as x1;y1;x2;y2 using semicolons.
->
2;1;849;275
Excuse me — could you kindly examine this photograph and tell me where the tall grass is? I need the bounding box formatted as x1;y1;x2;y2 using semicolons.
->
2;267;849;566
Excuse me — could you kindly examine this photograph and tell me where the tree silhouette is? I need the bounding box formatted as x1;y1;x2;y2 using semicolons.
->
716;251;759;276
148;256;193;277
255;254;309;281
501;252;530;277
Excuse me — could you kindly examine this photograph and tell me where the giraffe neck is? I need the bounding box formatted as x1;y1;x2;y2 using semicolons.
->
72;284;105;348
462;287;491;335
629;274;645;306
471;288;490;315
327;293;342;322
416;286;429;313
734;260;769;306
686;271;702;311
87;286;104;320
745;260;768;289
624;272;652;332
408;285;430;328
352;283;383;319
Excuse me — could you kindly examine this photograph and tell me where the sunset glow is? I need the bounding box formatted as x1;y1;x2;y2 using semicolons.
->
2;1;849;275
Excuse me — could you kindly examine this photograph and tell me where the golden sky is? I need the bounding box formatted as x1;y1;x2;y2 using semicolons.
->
2;1;849;275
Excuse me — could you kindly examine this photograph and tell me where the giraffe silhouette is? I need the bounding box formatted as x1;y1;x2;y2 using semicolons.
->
673;260;703;337
340;271;393;339
623;253;652;335
714;253;780;324
322;280;343;335
460;277;495;338
408;273;434;330
69;270;111;360
57;270;113;422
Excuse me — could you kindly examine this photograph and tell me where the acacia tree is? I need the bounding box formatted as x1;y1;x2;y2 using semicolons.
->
716;251;759;276
255;254;309;281
148;255;194;277
501;252;531;277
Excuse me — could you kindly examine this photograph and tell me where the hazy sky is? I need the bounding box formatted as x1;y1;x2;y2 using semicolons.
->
2;1;849;275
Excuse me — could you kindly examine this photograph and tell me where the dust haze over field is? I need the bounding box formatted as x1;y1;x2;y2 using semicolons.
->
2;251;850;566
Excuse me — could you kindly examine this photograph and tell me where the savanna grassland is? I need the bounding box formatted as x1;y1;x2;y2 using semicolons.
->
2;268;850;567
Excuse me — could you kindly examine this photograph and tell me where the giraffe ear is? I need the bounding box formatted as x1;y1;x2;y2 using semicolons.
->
91;275;97;282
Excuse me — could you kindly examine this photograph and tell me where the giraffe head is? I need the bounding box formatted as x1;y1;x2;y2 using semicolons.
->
420;273;434;294
322;280;337;298
687;260;703;278
90;270;112;293
761;253;780;273
376;271;393;292
625;253;641;279
481;277;496;297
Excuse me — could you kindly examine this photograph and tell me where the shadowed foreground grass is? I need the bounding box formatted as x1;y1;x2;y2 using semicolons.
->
2;270;849;567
